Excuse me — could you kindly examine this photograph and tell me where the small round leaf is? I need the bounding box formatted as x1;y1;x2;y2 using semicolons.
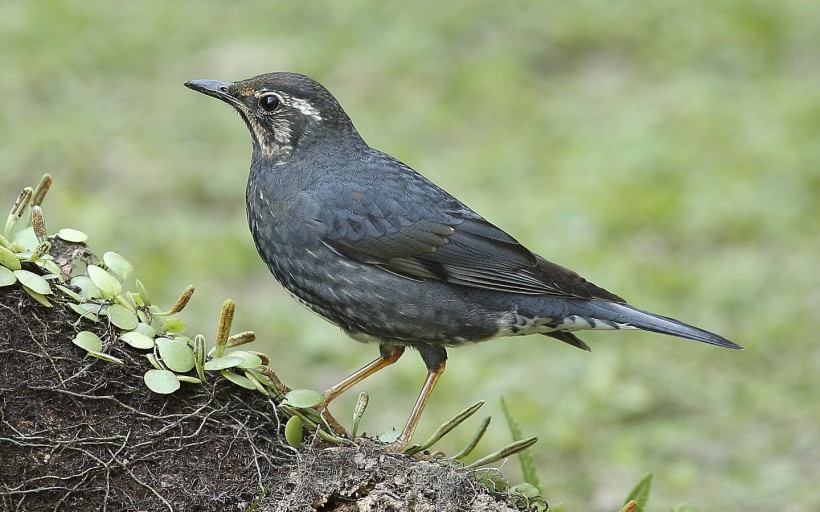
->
0;266;16;287
163;318;186;333
13;270;52;295
282;389;325;409
144;369;180;394
156;337;195;373
135;322;156;338
228;351;263;369
13;227;37;251
40;259;61;277
377;428;401;443
103;251;133;280
68;302;101;322
56;228;88;243
119;331;156;349
70;276;102;300
72;331;103;352
107;304;139;330
87;265;122;298
203;356;243;371
0;245;21;270
285;415;303;448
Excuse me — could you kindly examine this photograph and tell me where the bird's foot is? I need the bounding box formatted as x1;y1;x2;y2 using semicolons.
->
313;401;350;439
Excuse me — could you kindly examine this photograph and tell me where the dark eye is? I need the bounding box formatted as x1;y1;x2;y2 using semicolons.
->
259;94;281;112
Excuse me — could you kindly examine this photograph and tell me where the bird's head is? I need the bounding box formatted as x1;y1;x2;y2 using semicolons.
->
185;72;360;161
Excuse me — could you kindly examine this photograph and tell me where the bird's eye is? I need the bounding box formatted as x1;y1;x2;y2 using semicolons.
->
259;94;281;112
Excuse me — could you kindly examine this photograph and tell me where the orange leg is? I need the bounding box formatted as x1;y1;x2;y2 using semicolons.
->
321;345;405;406
393;360;446;450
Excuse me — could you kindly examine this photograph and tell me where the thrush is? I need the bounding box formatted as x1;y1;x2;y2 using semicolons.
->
185;73;741;447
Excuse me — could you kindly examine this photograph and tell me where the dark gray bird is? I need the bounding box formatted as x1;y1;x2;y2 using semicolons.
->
185;73;741;447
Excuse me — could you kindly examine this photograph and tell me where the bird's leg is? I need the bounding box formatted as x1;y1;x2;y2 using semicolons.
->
392;360;446;450
389;344;448;450
320;344;405;407
314;345;404;438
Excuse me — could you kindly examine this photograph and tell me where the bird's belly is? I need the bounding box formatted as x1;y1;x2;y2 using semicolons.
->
256;237;501;347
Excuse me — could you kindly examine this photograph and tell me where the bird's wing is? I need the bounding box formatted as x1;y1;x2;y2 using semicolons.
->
317;165;623;301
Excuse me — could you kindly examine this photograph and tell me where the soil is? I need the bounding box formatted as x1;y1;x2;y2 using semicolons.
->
0;241;521;511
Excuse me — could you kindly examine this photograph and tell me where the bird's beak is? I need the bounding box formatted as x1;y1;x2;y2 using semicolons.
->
184;79;239;106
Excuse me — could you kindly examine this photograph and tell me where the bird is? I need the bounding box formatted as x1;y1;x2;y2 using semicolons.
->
185;72;742;448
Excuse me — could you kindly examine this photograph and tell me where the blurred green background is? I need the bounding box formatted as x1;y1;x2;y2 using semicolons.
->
2;1;818;510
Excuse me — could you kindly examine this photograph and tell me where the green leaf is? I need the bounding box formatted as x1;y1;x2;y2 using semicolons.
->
285;415;303;448
466;436;539;469
135;279;151;306
193;335;207;382
403;401;484;456
103;251;133;280
119;331;156;349
120;291;139;309
510;483;540;499
87;265;122;298
135;322;156;338
68;302;101;322
22;286;52;307
163;317;186;333
41;259;62;276
501;396;540;490
70;275;102;300
55;284;84;302
377;428;401;443
87;351;124;365
242;370;270;396
156;337;195;373
72;331;103;352
107;303;139;330
228;350;263;369
13;227;37;251
203;356;243;371
450;415;491;461
144;369;181;394
624;473;653;512
0;245;21;270
145;353;163;370
176;375;202;384
13;270;52;295
220;369;255;389
282;389;324;409
56;228;88;243
351;391;369;439
0;266;16;286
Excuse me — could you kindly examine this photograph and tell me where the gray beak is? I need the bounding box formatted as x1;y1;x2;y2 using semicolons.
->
184;79;236;103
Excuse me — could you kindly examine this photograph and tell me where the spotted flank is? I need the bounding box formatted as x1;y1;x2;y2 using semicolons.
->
498;310;632;338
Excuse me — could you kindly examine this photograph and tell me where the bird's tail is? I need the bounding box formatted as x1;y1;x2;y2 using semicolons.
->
584;300;743;350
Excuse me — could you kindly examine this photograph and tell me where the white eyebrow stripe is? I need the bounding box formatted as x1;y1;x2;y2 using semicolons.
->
289;96;322;121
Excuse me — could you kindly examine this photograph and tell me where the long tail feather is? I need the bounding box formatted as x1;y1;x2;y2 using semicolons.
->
587;300;743;350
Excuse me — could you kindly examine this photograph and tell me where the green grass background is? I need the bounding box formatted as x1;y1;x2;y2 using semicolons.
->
2;1;818;510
